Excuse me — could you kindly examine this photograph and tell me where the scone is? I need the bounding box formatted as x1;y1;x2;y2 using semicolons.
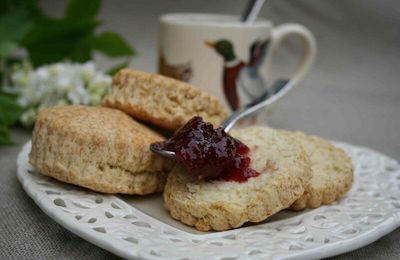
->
29;105;171;195
163;126;311;231
284;131;354;210
102;69;228;131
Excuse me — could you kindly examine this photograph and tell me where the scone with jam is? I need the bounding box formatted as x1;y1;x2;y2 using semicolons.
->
157;118;311;231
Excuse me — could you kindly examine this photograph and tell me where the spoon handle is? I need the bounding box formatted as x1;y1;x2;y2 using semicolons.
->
241;0;266;23
221;79;292;132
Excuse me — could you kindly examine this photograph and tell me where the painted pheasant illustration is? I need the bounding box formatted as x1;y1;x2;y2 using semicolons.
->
206;39;269;110
159;55;193;82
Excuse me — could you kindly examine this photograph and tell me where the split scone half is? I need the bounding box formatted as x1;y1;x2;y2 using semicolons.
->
102;68;228;131
29;105;171;195
164;126;311;231
285;131;354;210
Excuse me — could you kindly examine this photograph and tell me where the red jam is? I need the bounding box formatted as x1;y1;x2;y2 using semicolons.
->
152;117;260;182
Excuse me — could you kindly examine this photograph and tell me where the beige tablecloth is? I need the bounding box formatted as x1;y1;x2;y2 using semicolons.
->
1;0;399;259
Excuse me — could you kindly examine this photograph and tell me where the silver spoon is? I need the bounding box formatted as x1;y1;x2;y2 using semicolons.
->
241;0;266;23
150;78;292;159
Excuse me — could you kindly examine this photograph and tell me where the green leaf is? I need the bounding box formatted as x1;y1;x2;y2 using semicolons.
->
0;0;18;11
23;18;98;46
106;61;129;76
94;31;134;57
70;34;93;62
0;92;20;107
0;109;24;126
26;42;73;66
22;18;99;66
0;41;18;58
0;7;33;45
0;0;41;16
66;0;101;20
0;92;25;126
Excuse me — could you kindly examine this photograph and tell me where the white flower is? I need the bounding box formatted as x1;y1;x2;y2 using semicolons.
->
20;108;37;127
80;62;96;83
48;63;64;76
67;83;91;105
11;61;112;126
17;96;29;107
36;67;50;81
90;93;102;106
11;71;29;87
88;73;112;96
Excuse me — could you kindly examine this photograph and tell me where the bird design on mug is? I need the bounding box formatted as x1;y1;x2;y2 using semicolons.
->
206;39;269;110
159;55;193;82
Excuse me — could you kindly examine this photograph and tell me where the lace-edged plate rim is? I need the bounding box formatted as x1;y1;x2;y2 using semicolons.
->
17;141;400;260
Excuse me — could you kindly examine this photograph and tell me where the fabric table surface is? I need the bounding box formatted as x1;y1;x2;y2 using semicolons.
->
1;0;399;259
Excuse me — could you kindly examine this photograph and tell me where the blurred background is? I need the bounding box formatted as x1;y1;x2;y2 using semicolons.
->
37;0;400;157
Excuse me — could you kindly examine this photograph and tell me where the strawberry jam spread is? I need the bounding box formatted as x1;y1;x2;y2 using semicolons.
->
152;117;259;182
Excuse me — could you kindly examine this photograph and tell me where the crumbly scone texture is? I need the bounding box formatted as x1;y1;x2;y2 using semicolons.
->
284;131;354;210
163;126;311;231
102;68;228;131
29;105;171;195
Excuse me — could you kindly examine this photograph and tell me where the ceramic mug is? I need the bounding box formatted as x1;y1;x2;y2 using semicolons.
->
159;13;316;115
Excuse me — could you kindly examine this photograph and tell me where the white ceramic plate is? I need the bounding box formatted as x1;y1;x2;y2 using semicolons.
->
17;141;400;259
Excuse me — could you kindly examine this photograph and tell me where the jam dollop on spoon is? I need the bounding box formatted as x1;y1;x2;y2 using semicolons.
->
151;79;293;182
151;117;259;182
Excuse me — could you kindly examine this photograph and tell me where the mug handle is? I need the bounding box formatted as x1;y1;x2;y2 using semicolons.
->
264;23;317;85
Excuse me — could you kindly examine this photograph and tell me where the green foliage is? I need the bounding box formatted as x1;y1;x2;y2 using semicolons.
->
0;8;33;58
0;0;135;145
66;0;101;20
70;34;94;62
0;42;19;58
0;92;24;125
1;0;135;67
19;0;134;66
95;31;135;57
22;18;99;66
107;61;129;76
0;92;25;145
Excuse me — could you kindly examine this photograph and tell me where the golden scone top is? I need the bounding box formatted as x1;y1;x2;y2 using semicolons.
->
29;105;170;195
35;105;164;145
102;68;228;131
